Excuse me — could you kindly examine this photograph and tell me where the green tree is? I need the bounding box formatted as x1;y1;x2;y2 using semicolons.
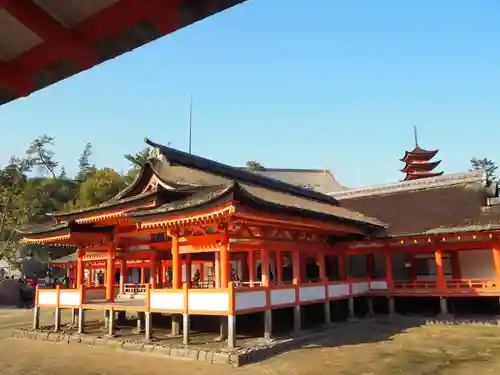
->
0;157;40;264
470;157;498;182
76;142;96;181
26;135;59;178
245;160;265;171
73;168;127;208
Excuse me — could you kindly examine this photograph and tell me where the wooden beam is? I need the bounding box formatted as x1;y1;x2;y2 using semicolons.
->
0;60;33;95
1;0;97;68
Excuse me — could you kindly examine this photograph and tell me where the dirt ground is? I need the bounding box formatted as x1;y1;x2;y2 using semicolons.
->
1;309;500;374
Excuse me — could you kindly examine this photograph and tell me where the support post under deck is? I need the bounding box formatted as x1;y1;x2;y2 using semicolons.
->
107;309;116;337
54;308;61;332
227;315;236;349
144;312;152;342
293;305;301;333
171;315;181;336
78;308;85;334
264;310;273;340
348;297;356;320
182;313;190;345
32;306;40;330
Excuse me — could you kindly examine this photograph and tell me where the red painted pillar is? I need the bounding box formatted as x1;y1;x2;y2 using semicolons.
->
434;249;445;289
105;246;115;302
248;250;255;286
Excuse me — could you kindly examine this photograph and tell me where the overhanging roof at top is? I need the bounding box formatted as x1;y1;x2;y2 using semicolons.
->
0;0;246;106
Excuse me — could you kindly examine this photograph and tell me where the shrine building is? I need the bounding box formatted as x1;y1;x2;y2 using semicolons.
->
19;139;387;347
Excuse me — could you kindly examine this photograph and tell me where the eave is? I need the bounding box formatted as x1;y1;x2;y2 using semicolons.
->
0;0;248;106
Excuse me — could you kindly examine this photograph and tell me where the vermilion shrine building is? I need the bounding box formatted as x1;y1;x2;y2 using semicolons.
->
19;139;500;347
20;139;386;347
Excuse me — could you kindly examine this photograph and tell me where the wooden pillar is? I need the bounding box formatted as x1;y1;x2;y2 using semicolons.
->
140;266;146;284
276;251;283;283
105;246;115;302
292;249;301;332
86;268;92;287
150;253;158;289
318;250;326;282
214;252;220;288
385;252;394;289
450;252;461;279
185;254;192;288
248;250;255;287
76;248;84;288
261;249;270;286
219;228;229;288
172;233;182;289
493;248;500;278
434;249;445;289
161;262;167;286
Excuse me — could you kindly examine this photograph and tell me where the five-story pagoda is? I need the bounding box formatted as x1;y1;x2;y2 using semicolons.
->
400;127;443;181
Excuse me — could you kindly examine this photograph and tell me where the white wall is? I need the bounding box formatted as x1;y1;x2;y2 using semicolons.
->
459;249;496;279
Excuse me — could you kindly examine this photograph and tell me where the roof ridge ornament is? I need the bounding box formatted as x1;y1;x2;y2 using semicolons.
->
148;146;161;160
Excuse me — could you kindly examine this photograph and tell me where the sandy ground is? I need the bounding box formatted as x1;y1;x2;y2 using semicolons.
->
0;308;500;374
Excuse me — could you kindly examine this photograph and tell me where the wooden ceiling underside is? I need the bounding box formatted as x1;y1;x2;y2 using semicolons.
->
0;0;245;106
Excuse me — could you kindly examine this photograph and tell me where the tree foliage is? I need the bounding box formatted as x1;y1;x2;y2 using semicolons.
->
76;142;96;182
245;160;265;171
470;157;498;182
0;136;137;267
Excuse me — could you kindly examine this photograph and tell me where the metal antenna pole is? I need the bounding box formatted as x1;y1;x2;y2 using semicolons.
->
188;94;193;154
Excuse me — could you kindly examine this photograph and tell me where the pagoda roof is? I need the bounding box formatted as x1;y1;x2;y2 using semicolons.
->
400;147;439;162
0;0;246;107
404;171;444;181
400;160;442;173
330;171;500;236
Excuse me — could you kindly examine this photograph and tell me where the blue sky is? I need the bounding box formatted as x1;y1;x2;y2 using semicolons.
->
1;0;499;188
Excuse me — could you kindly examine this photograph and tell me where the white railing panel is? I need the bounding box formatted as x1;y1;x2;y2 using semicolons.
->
299;285;325;302
59;290;80;307
370;280;388;290
235;290;266;311
351;281;369;295
328;283;350;298
270;288;296;306
150;291;184;310
188;291;229;312
38;290;57;306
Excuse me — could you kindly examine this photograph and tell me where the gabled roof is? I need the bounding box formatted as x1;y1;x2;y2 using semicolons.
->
129;181;385;229
331;171;499;236
246;168;346;194
145;138;340;205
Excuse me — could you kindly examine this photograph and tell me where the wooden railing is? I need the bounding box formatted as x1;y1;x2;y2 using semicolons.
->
392;279;500;293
